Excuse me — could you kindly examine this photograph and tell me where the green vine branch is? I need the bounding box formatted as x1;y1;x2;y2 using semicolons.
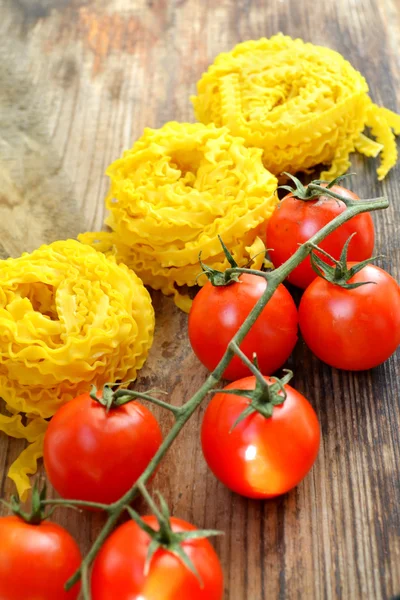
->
41;499;112;512
112;389;182;416
228;343;267;384
30;194;388;598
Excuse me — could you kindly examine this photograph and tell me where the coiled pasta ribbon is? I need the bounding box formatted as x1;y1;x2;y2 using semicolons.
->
192;35;400;180
0;240;154;498
80;122;278;311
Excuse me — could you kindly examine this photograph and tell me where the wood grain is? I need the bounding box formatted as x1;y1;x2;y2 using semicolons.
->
0;0;399;598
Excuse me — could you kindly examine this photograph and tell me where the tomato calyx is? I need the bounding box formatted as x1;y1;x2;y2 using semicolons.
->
90;383;179;416
127;488;222;583
279;172;357;205
310;233;379;290
90;383;117;411
1;482;51;525
199;235;269;287
90;379;145;410
216;368;293;429
198;235;242;286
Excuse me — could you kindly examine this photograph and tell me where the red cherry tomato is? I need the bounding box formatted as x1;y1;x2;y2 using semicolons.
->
299;263;400;370
91;516;224;600
44;392;162;504
201;376;320;498
188;273;298;380
266;185;375;289
0;516;81;600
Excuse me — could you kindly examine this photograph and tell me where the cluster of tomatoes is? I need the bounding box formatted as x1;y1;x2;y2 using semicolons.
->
189;180;400;504
1;180;400;600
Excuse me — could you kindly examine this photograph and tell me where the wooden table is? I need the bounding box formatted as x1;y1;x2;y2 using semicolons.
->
1;1;399;598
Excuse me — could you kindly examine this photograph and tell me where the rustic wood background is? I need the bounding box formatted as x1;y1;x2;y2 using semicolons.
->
0;0;399;598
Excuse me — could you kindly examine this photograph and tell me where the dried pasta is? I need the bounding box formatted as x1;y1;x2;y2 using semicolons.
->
80;122;278;311
192;35;400;180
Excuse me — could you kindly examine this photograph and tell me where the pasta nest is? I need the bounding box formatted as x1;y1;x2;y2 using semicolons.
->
192;35;400;181
79;122;278;312
0;240;154;498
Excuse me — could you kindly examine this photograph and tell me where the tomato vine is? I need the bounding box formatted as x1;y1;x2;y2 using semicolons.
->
32;193;389;598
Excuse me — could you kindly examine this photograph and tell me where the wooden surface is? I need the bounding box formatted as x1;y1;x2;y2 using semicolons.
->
0;0;400;598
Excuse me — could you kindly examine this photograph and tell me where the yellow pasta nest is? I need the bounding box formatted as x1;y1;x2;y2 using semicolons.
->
0;240;154;498
79;122;278;312
192;35;400;180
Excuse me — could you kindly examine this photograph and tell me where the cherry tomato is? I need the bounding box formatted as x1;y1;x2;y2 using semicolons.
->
266;185;375;289
188;274;298;380
44;392;162;504
0;516;81;599
201;376;320;498
299;263;400;370
91;516;224;600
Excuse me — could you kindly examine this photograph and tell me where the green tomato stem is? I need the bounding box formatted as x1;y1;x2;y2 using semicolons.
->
306;183;358;205
229;341;268;387
41;499;111;511
113;389;181;416
81;564;90;598
64;195;388;598
225;266;270;279
137;482;165;523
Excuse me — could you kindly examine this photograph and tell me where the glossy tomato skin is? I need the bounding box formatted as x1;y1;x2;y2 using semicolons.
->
201;376;320;498
0;516;81;600
266;185;375;289
91;516;224;600
188;274;298;380
44;393;162;504
299;263;400;370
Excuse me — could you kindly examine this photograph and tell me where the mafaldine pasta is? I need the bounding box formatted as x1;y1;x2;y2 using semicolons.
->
80;122;278;311
0;240;154;498
192;35;400;180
